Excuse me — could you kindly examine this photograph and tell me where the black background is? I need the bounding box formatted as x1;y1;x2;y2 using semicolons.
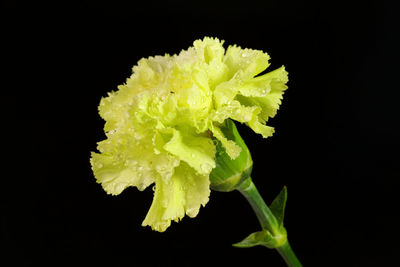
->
3;1;398;266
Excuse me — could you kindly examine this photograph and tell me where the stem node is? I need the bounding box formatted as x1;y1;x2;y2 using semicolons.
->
237;178;302;267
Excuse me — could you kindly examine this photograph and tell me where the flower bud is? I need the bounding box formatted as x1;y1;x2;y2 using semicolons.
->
210;119;253;192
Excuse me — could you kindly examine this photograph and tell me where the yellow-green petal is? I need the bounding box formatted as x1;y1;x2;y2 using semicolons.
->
240;66;289;121
247;118;275;138
142;162;210;232
90;132;180;194
224;45;270;80
163;128;216;175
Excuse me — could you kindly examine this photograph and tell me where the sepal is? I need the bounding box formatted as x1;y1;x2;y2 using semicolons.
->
209;119;253;192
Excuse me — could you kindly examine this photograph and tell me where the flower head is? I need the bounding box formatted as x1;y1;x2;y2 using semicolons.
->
90;37;288;232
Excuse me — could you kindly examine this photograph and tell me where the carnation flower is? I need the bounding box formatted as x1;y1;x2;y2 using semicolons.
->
90;37;288;232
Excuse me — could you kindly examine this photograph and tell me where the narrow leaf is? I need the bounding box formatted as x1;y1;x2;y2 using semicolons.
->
233;230;273;248
270;186;287;228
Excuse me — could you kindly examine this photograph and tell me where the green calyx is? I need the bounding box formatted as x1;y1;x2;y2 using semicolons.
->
209;119;253;192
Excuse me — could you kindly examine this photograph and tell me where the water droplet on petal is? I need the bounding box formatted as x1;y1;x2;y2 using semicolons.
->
200;163;212;173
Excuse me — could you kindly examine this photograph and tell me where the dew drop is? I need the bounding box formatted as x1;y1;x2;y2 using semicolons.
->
200;163;212;173
191;153;195;158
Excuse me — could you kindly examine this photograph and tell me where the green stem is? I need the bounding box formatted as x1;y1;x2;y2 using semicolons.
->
277;240;302;267
238;178;302;267
238;179;279;235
